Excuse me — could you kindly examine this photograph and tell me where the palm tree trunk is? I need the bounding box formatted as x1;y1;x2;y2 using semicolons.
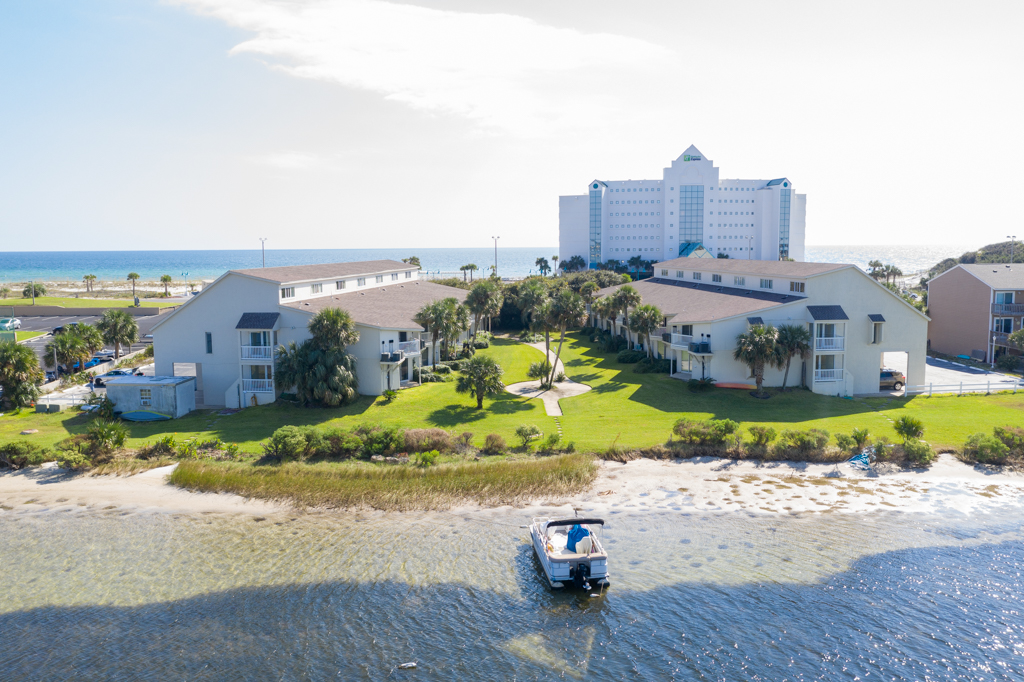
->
114;342;120;360
781;357;791;390
547;329;566;387
432;331;439;368
477;392;484;409
472;313;481;341
544;330;550;357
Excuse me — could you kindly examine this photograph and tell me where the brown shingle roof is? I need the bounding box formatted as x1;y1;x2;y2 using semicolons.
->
958;264;1024;289
597;278;800;323
282;281;468;330
654;258;850;278
234;260;412;284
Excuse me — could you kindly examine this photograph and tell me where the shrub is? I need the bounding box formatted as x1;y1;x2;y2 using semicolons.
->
56;434;93;456
262;425;322;461
404;428;454;453
518;330;542;343
415;368;447;383
673;418;739;445
87;419;128;453
602;335;627;354
902;439;935;465
555;371;567;382
458;432;474;449
633;358;671;374
688;377;716;392
993;425;1024;455
482;433;507;455
835;434;856;452
0;441;52;469
354;423;402;457
776;429;830;456
458;344;476;359
515;424;542;447
995;354;1021;372
55;451;91;470
528;360;553;380
443;359;467;371
851;428;871;449
616;349;645;364
963;433;1010;464
564;441;576;453
893;416;924;444
22;282;46;298
176;440;199;459
472;338;490;349
543;432;561;450
432;364;452;376
412;450;439;467
321;428;364;459
224;443;241;458
382;389;398;403
747;425;778;448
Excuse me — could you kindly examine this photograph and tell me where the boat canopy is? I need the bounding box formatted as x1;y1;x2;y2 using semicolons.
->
545;518;605;527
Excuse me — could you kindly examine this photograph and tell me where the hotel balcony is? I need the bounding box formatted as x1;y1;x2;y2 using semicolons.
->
814;369;842;382
241;345;274;360
380;351;405;364
814;336;845;351
398;340;421;356
242;379;275;393
992;303;1024;315
993;332;1011;347
669;333;693;350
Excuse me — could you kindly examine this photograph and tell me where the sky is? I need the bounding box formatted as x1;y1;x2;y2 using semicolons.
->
1;0;1022;251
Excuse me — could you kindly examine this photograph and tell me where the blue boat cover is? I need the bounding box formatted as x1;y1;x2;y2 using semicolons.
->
566;524;590;552
120;410;172;422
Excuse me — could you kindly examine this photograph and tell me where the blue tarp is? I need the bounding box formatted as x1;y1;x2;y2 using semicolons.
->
847;447;875;470
567;524;590;552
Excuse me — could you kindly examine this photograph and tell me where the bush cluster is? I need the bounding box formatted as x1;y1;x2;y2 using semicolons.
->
633;357;671;374
616;349;645;364
673;418;739;445
995;354;1021;372
528;359;553;381
482;433;507;455
0;441;52;469
961;425;1024;465
255;424;509;461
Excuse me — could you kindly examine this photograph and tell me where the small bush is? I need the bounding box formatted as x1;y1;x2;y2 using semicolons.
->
602;335;627;354
673;418;739;445
993;425;1024;455
616;349;645;364
415;369;447;383
224;443;241;458
482;433;507;455
404;428;454;453
528;360;553;380
555;371;567;382
321;428;364;459
354;423;403;457
543;432;561;450
995;354;1021;372
0;441;52;469
87;419;128;454
835;434;856;452
776;429;830;457
963;433;1010;464
141;434;176;458
633;358;671;374
458;432;474;449
443;359;467;371
851;428;871;449
564;441;576;453
901;439;935;465
382;389;398;403
55;451;91;470
432;364;452;376
747;425;778;448
515;424;542;447
262;425;322;461
894;416;924;444
177;440;199;459
518;331;542;343
472;338;490;349
688;377;716;392
412;450;439;467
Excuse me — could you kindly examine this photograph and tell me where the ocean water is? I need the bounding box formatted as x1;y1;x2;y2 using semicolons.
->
1;506;1022;680
0;244;975;283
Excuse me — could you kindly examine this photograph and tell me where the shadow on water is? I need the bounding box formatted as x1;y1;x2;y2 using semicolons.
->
2;541;1023;681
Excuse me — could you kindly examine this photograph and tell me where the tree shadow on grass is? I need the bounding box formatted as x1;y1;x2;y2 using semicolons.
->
426;395;536;427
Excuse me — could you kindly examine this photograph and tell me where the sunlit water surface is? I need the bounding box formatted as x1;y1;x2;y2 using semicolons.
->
1;507;1022;680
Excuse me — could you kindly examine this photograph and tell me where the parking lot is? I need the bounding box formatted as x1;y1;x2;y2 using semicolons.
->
16;314;160;371
882;352;1022;395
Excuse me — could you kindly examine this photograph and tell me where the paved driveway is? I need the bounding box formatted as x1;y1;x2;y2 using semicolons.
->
882;352;1022;395
17;314;159;370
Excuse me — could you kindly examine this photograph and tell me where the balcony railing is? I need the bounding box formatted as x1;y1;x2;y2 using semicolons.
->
814;336;845;351
814;369;842;382
992;303;1024;315
993;332;1011;347
419;332;433;345
398;340;421;356
380;351;405;364
670;333;693;349
241;345;273;360
242;379;274;392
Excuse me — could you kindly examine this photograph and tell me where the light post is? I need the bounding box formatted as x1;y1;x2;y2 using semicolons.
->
491;236;499;277
259;238;268;268
1008;235;1017;264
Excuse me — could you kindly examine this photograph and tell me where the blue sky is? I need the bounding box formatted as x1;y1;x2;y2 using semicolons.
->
2;0;1022;251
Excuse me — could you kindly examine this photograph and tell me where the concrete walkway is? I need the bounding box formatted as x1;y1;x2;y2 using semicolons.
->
505;342;591;416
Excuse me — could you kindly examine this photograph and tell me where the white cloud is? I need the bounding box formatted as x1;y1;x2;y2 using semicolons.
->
173;0;673;136
247;151;336;170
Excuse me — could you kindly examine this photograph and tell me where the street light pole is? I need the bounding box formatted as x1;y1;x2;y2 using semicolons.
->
259;238;267;268
1008;235;1017;265
491;236;499;277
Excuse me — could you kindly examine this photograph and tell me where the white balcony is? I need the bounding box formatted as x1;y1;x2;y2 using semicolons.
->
814;369;842;382
670;333;693;349
398;340;421;356
241;345;273;360
242;379;274;392
814;337;845;351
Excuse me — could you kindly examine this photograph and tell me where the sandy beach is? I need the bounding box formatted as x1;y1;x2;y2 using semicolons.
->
2;454;1021;518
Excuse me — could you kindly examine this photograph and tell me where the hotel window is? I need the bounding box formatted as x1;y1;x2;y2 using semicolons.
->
357;278;366;286
336;280;346;290
280;287;295;299
790;281;805;293
692;272;702;281
734;276;746;286
310;283;323;294
205;332;212;354
375;275;384;283
140;388;152;406
760;278;773;290
712;274;722;283
391;273;399;281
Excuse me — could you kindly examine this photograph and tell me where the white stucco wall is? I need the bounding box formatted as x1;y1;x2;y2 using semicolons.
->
559;195;589;266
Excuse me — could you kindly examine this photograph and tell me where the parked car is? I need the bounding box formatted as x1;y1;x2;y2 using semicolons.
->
91;369;135;388
880;369;905;391
0;318;22;330
52;322;80;335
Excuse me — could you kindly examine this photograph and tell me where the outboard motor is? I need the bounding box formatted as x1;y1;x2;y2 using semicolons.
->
573;562;591;590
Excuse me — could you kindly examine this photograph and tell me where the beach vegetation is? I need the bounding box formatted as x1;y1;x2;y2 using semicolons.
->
747;425;777;448
0;340;43;409
515;424;542;447
454;355;505;409
482;433;507;455
160;274;172;296
96;309;139;359
126;272;140;298
0;441;52;469
275;308;359;407
22;283;46;298
733;325;780;397
773;324;812;389
0;286;10;299
83;274;96;292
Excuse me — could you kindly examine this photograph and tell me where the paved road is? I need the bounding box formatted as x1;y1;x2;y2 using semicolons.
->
883;352;1022;395
17;314;160;370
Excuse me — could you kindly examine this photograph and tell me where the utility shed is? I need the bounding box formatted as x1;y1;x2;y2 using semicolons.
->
105;376;196;419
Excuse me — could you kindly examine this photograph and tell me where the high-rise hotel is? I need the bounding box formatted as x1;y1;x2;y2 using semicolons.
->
559;146;806;268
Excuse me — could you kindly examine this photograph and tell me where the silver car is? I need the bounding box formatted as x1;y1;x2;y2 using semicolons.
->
0;318;22;331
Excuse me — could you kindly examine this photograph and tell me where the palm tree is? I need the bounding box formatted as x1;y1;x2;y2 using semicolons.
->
466;281;502;340
83;274;96;293
628;304;663;360
160;274;172;296
308;308;360;350
551;255;559;274
438;299;470;360
415;300;445;368
867;260;885;281
613;285;641;345
402;256;421;268
579;281;599;325
455;355;505;409
0;340;43;408
44;332;87;375
733;325;779;396
1008;328;1024;352
415;298;465;365
893;415;924;445
516;278;548;332
627;255;644;280
0;286;10;299
534;300;556;356
591;297;610;330
535;257;551;277
96;309;140;359
544;289;587;386
127;272;140;299
460;263;479;282
275;341;358;407
773;324;812;390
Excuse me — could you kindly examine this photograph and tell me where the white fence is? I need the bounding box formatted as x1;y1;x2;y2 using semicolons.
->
906;380;1024;396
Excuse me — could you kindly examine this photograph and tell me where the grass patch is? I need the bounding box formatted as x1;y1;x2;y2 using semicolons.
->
91;457;177;476
170;453;598;510
15;331;45;341
8;296;177;308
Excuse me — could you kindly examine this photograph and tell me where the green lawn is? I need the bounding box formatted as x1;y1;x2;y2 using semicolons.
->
2;334;1022;453
3;296;178;308
15;331;45;341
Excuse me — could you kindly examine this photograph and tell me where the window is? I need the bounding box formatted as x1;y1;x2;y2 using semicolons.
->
679;325;693;335
712;274;722;283
375;275;384;284
734;276;746;286
248;365;270;380
205;332;212;354
692;272;702;281
675;270;684;278
310;283;323;294
357;278;366;286
995;292;1014;304
336;280;346;290
790;281;805;293
872;322;884;344
140;388;152;406
249;331;269;346
280;287;295;299
405;271;412;279
994;318;1013;333
391;273;399;281
760;278;773;290
660;269;668;276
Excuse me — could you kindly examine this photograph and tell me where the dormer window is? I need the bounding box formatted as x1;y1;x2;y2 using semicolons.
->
280;287;295;299
790;281;805;293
